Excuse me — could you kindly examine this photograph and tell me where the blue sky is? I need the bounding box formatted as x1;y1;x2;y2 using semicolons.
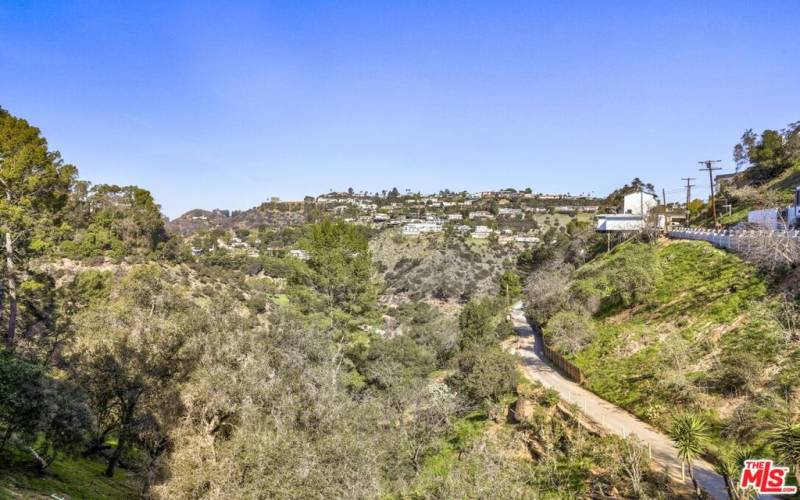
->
1;1;798;218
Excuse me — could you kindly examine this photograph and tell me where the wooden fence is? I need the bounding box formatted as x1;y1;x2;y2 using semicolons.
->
542;343;584;384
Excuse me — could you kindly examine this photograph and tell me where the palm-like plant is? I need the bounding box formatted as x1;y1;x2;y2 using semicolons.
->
710;448;756;500
773;422;800;486
668;414;710;498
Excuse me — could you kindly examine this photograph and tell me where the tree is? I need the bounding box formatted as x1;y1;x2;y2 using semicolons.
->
773;422;800;485
734;122;800;183
498;270;523;304
668;414;710;498
151;309;382;499
709;448;752;500
523;268;571;326
616;436;647;498
543;311;593;355
297;219;377;318
0;350;91;470
458;297;502;348
68;265;205;477
0;107;76;348
447;346;518;405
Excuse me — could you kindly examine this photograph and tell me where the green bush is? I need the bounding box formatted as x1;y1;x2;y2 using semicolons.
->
543;311;593;355
0;351;92;470
447;346;519;405
539;388;560;407
458;297;504;348
606;247;661;308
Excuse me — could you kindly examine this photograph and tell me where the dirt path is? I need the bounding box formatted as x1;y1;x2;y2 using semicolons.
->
509;304;729;500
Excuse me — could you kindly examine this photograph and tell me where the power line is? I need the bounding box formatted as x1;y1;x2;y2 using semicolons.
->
698;160;723;227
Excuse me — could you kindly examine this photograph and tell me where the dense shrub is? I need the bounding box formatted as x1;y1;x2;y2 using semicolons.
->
458;296;504;348
543;311;593;355
606;248;661;307
0;350;92;470
447;346;519;405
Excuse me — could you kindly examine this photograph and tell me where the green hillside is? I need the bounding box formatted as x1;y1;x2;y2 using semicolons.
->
546;240;797;455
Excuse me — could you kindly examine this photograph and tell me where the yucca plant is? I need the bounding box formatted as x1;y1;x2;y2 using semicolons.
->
710;447;756;500
773;422;800;486
668;414;710;499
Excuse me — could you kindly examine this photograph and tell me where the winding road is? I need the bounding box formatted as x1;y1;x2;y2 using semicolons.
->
509;303;729;500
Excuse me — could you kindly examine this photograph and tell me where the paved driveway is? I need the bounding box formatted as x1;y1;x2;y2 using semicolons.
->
509;304;729;500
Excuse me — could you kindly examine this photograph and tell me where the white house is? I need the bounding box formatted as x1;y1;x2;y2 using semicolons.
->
469;211;494;220
402;222;443;236
596;191;659;233
471;225;492;238
288;249;310;260
623;191;658;216
447;213;463;221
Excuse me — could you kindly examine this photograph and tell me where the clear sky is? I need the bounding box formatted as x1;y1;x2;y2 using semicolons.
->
1;1;798;218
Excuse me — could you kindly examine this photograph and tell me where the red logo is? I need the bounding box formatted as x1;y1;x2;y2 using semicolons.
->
739;459;797;495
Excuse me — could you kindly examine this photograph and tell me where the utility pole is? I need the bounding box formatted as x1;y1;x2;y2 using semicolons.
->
699;160;722;227
681;177;695;224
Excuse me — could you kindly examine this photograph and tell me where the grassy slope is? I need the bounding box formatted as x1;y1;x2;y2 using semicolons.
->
568;240;795;452
716;163;800;227
1;448;140;500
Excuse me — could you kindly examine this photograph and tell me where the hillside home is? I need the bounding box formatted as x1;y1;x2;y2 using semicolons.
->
447;213;463;221
402;222;443;236
498;208;523;217
471;225;492;238
596;190;659;233
468;211;494;220
288;249;310;260
623;191;658;216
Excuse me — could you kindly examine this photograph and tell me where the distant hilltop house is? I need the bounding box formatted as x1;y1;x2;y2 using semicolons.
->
498;207;523;217
468;211;494;220
446;213;463;220
596;191;660;232
402;222;443;236
373;213;391;222
471;225;492;238
514;235;540;244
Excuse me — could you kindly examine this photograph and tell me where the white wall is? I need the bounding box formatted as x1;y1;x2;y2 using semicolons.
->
623;192;658;216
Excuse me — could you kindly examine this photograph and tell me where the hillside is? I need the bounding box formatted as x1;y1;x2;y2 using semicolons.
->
537;239;797;456
371;229;519;303
712;121;800;226
167;206;306;236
